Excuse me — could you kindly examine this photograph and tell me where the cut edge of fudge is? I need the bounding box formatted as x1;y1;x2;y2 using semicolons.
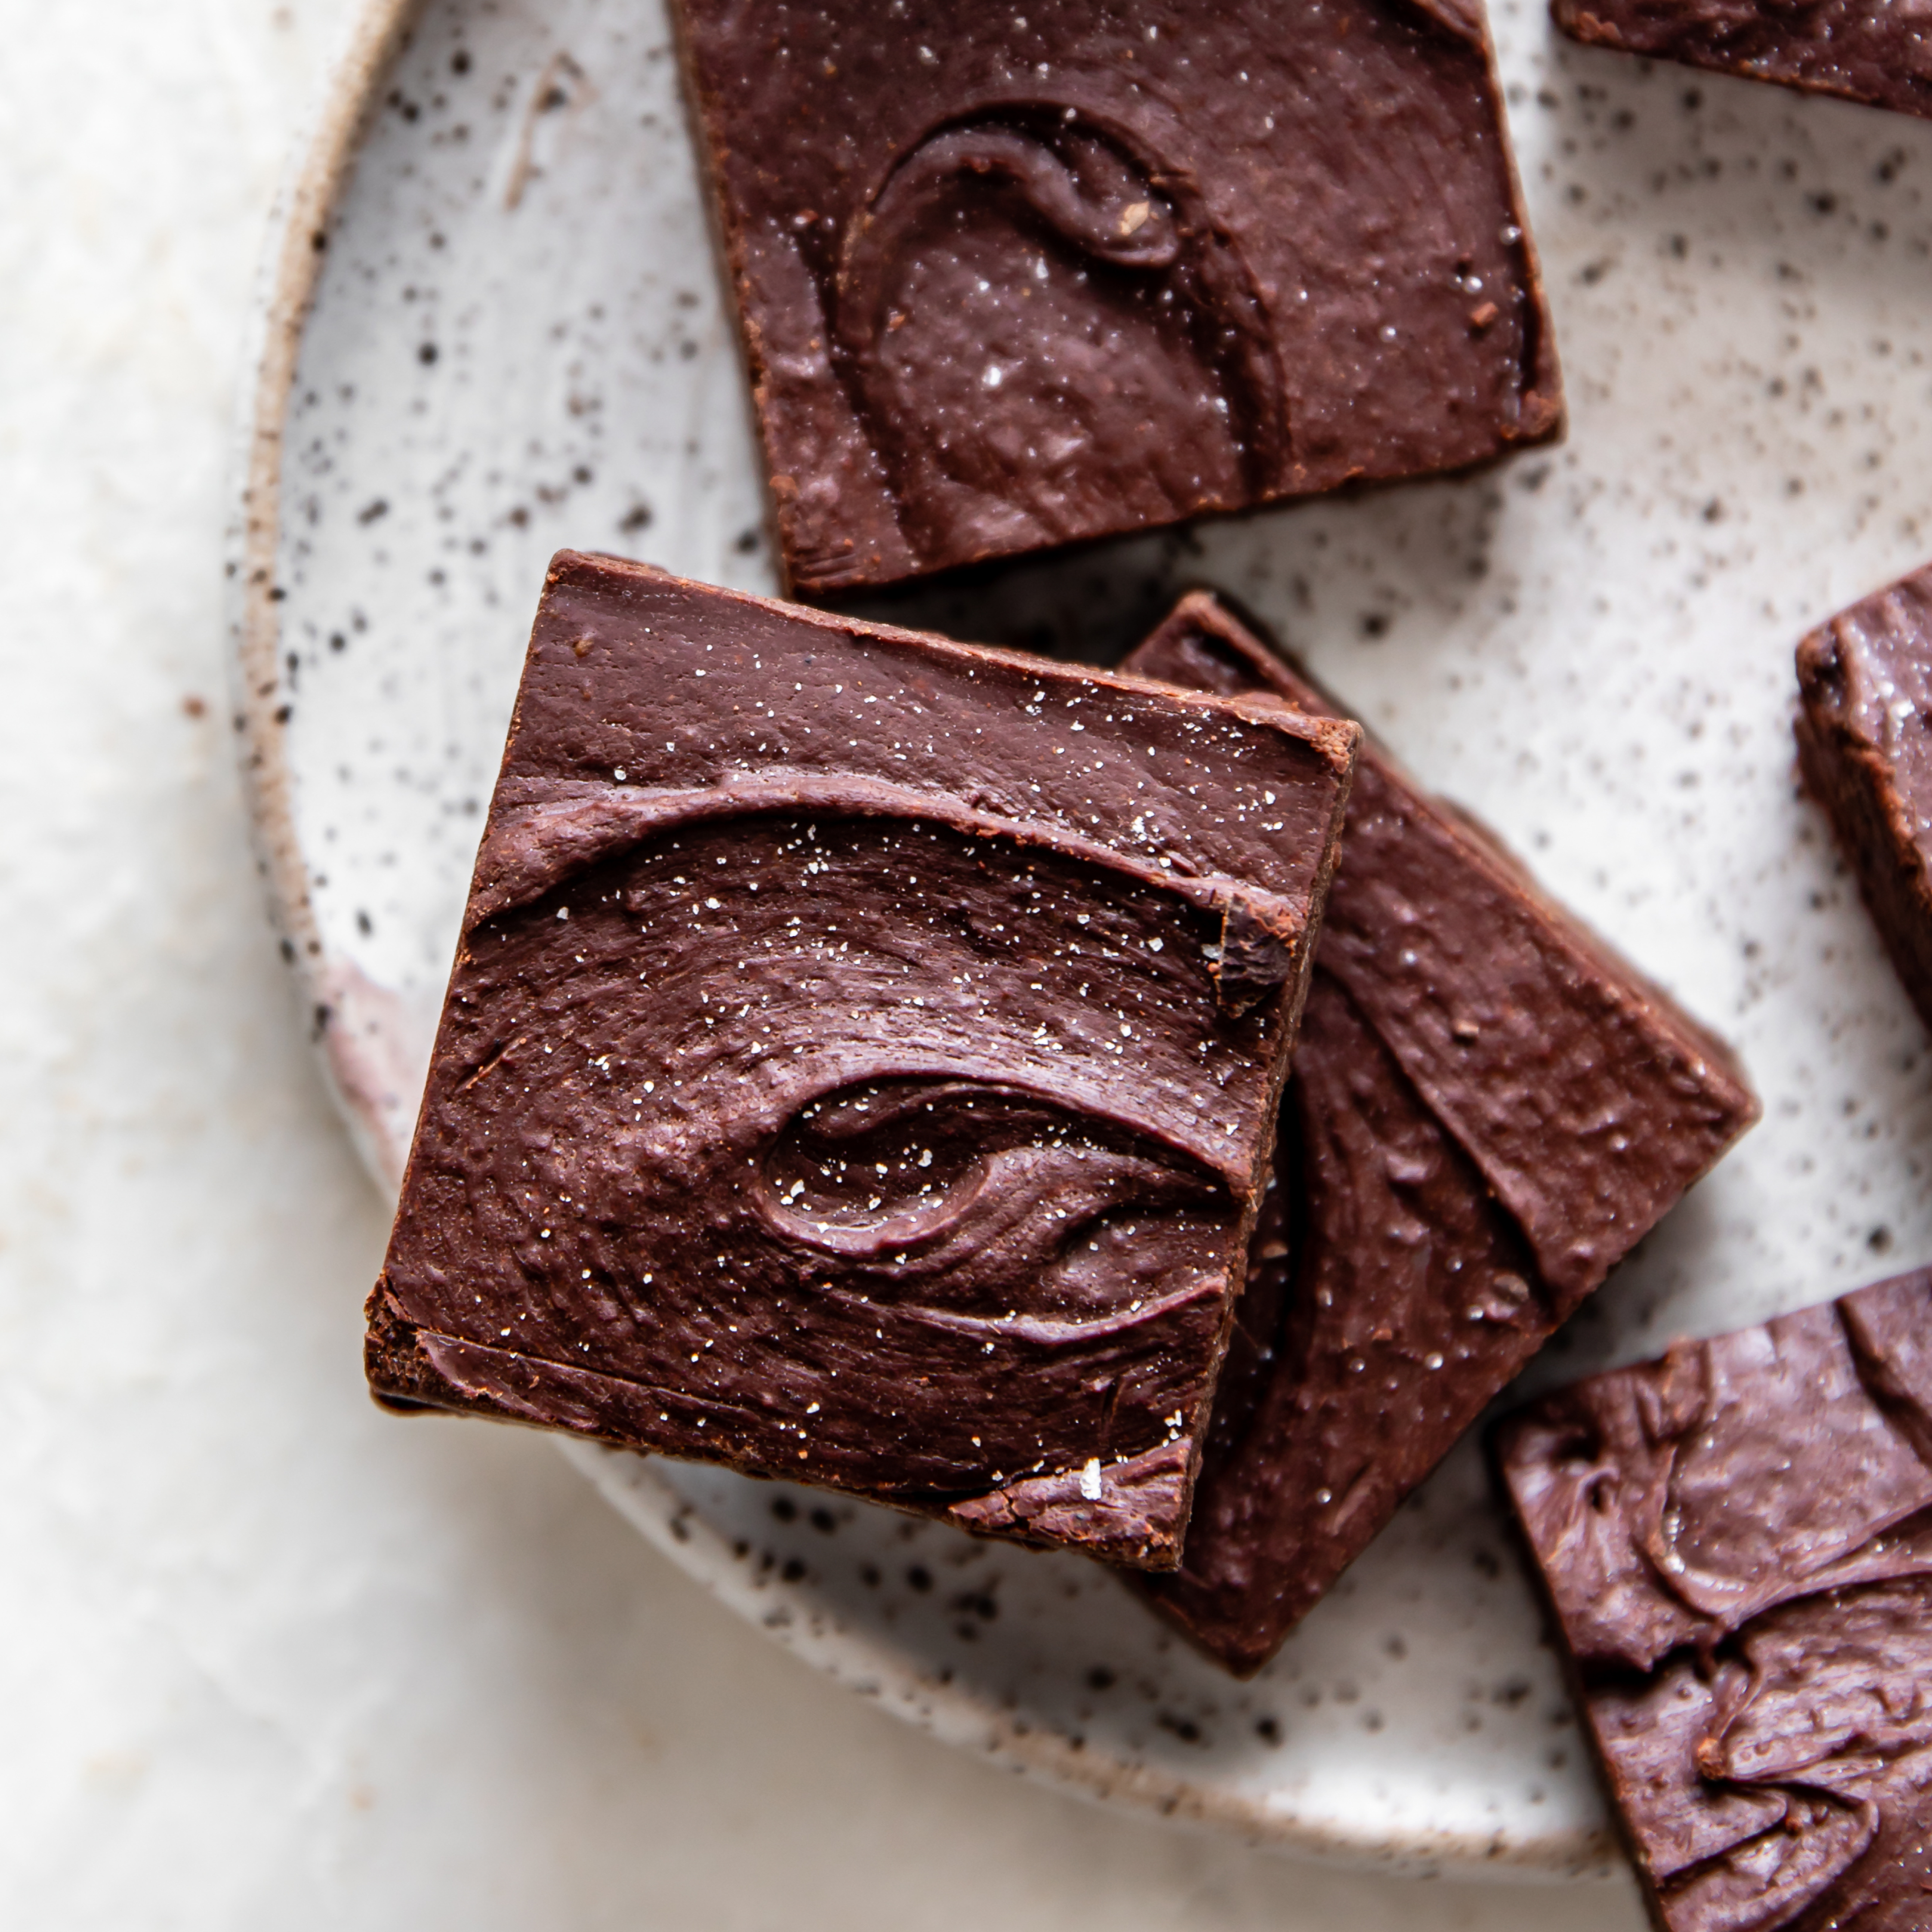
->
1116;590;1758;1669
1795;563;1932;1036
1552;0;1932;125
367;555;1360;1571
1493;1270;1932;1932
668;2;1562;597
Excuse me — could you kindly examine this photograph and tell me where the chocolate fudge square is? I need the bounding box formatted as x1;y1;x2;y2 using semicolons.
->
670;0;1562;595
1497;1271;1932;1932
366;554;1358;1569
1553;0;1932;122
1797;563;1932;1036
1121;594;1758;1665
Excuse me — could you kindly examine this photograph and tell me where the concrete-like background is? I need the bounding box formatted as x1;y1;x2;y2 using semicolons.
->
0;3;1661;1922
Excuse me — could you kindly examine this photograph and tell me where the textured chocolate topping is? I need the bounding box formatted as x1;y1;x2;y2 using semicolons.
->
670;0;1561;594
1553;0;1932;122
367;555;1358;1568
1497;1273;1932;1932
1121;593;1758;1667
1796;562;1932;1036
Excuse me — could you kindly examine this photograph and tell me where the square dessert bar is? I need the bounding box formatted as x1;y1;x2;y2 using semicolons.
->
367;554;1358;1569
671;0;1561;595
1121;594;1758;1667
1796;562;1932;1036
1553;0;1932;123
1497;1271;1932;1932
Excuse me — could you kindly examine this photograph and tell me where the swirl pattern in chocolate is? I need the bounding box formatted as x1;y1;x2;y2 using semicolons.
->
367;555;1359;1567
669;0;1561;592
1498;1273;1932;1932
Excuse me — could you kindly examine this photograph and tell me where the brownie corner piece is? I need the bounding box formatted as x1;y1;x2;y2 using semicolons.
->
670;1;1560;595
368;554;1359;1569
1494;1270;1932;1931
1795;562;1932;1034
1551;0;1932;121
1120;591;1757;1670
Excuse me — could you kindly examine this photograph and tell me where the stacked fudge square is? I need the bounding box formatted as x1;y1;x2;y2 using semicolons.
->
369;555;1363;1570
363;3;1932;1920
1121;596;1758;1668
367;555;1756;1619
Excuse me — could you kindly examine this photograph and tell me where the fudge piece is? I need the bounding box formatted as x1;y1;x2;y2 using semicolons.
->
670;0;1562;595
366;554;1358;1569
1796;563;1932;1035
1553;0;1932;121
1496;1272;1932;1932
1121;593;1758;1666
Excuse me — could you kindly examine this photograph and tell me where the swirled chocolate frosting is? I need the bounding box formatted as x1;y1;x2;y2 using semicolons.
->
1498;1272;1932;1932
1796;562;1932;1037
366;554;1359;1568
1121;593;1757;1662
669;0;1561;594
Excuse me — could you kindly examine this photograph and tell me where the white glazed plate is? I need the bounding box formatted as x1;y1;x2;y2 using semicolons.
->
230;0;1932;1876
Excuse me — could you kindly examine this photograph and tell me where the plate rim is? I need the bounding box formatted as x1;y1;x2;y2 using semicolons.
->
563;1442;1609;1879
225;0;1609;1880
226;0;430;1192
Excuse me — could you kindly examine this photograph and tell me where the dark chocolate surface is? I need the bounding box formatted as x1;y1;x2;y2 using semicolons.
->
367;554;1358;1569
670;0;1561;595
1122;594;1758;1667
1796;562;1932;1037
1552;0;1932;121
1497;1272;1932;1932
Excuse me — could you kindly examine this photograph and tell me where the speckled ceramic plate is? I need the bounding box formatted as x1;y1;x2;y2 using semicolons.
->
229;0;1932;1877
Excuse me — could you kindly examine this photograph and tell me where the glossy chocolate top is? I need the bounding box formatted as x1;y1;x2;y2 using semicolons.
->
1498;1273;1932;1932
368;555;1357;1568
1122;593;1757;1669
672;0;1560;592
1553;0;1932;122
